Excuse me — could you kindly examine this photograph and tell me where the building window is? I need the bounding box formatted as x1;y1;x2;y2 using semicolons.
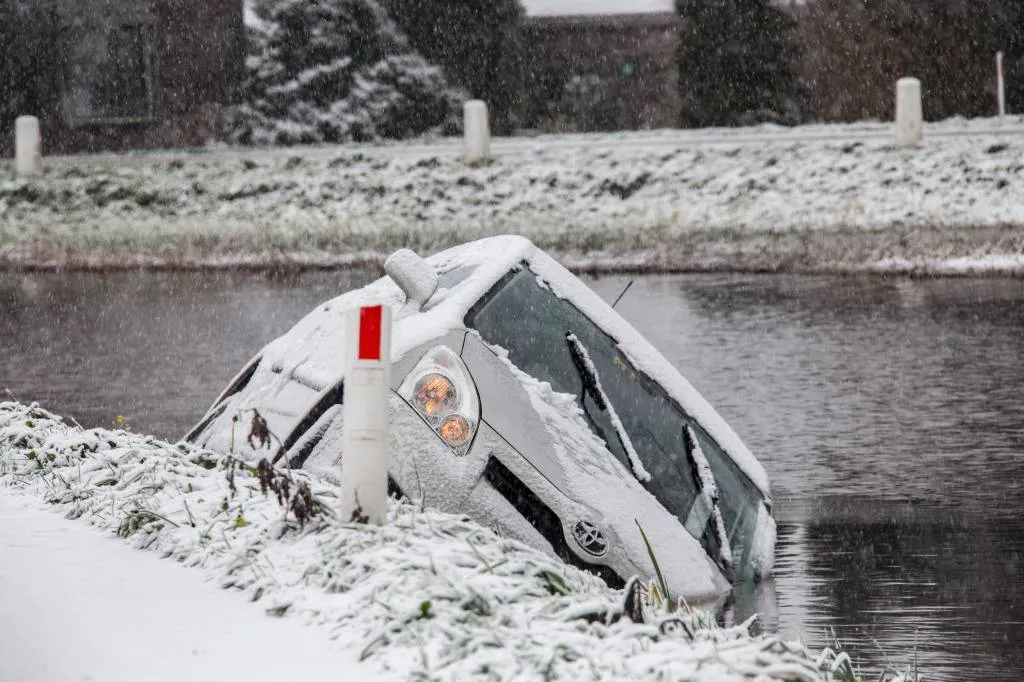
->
65;22;156;123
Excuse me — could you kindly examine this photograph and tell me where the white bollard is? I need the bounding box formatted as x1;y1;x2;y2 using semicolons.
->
15;116;42;175
340;303;392;525
463;99;490;165
997;51;1006;118
894;78;923;148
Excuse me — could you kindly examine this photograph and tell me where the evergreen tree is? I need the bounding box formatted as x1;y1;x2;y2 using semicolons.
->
794;0;1016;122
676;0;801;127
1007;2;1024;114
229;0;464;145
0;1;59;146
382;0;524;134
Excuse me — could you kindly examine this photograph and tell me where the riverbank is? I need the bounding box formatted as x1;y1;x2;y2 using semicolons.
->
2;116;1022;275
0;401;915;681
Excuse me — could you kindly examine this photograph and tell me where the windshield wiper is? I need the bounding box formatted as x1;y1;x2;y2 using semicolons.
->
683;425;733;572
566;332;651;483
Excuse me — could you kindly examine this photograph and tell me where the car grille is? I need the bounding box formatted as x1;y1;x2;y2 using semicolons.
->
277;381;345;467
483;457;624;589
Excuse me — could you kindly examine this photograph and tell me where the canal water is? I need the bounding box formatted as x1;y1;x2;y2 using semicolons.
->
2;269;1023;680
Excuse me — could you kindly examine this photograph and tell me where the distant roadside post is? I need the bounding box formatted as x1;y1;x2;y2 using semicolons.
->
997;52;1006;118
463;100;490;165
340;304;392;525
15;116;42;175
894;78;923;148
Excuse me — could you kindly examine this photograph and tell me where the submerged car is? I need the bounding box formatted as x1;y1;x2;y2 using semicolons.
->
185;236;775;604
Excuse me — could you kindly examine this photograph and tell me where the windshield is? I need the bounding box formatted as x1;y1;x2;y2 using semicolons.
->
467;265;766;581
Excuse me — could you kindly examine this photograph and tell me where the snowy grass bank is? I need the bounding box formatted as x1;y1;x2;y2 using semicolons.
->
1;117;1023;275
0;400;918;681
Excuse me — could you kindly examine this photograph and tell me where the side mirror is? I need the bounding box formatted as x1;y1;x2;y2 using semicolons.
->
384;248;438;310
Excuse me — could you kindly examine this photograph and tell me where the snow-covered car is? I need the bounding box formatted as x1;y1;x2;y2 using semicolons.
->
185;236;775;605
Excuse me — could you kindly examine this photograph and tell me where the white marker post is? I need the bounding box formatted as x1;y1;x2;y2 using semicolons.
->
894;77;923;148
340;304;392;525
463;99;490;165
15;116;42;176
996;51;1006;118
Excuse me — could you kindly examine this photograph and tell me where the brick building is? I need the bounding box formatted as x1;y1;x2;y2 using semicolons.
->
520;0;680;132
4;0;243;154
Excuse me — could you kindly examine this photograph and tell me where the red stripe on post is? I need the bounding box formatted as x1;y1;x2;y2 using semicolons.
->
357;305;383;360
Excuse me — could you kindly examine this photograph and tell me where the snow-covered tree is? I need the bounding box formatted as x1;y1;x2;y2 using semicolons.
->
382;0;524;134
229;0;465;145
676;0;801;127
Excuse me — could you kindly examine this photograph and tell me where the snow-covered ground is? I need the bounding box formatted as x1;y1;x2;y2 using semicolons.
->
0;401;916;681
0;495;389;682
1;116;1023;274
521;0;674;16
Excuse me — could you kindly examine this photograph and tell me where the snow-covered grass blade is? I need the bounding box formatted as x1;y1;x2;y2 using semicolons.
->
0;400;920;681
2;118;1024;275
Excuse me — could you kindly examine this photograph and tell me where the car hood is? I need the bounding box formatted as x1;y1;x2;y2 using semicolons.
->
482;342;732;603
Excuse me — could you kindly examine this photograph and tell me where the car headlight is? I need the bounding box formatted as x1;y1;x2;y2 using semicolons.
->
413;373;458;418
398;346;480;455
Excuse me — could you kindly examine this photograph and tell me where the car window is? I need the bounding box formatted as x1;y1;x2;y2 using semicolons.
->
467;265;764;579
435;264;479;290
692;425;764;581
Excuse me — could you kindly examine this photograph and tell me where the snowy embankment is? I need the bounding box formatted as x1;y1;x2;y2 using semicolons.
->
1;116;1022;275
0;495;384;682
0;401;914;681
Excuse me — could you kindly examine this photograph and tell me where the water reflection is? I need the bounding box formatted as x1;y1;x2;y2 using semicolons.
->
593;275;1024;519
792;505;1024;679
3;270;1023;680
582;274;1024;680
0;269;378;439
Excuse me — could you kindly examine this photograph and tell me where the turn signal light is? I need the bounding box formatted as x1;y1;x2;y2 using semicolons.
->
439;414;472;447
414;373;457;418
398;346;481;457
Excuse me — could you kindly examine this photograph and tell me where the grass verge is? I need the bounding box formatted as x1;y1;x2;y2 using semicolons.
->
0;400;918;681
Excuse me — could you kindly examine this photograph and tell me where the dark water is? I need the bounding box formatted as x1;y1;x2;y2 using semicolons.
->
587;274;1024;680
3;270;1023;680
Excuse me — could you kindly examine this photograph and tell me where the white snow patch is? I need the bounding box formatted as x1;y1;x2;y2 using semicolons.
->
522;0;674;17
3;117;1024;275
243;0;270;33
0;494;390;682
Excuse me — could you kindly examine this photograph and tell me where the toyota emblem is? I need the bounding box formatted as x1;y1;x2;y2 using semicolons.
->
572;520;608;557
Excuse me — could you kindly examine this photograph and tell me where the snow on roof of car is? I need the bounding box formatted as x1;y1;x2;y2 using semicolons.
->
521;0;674;16
245;236;533;416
